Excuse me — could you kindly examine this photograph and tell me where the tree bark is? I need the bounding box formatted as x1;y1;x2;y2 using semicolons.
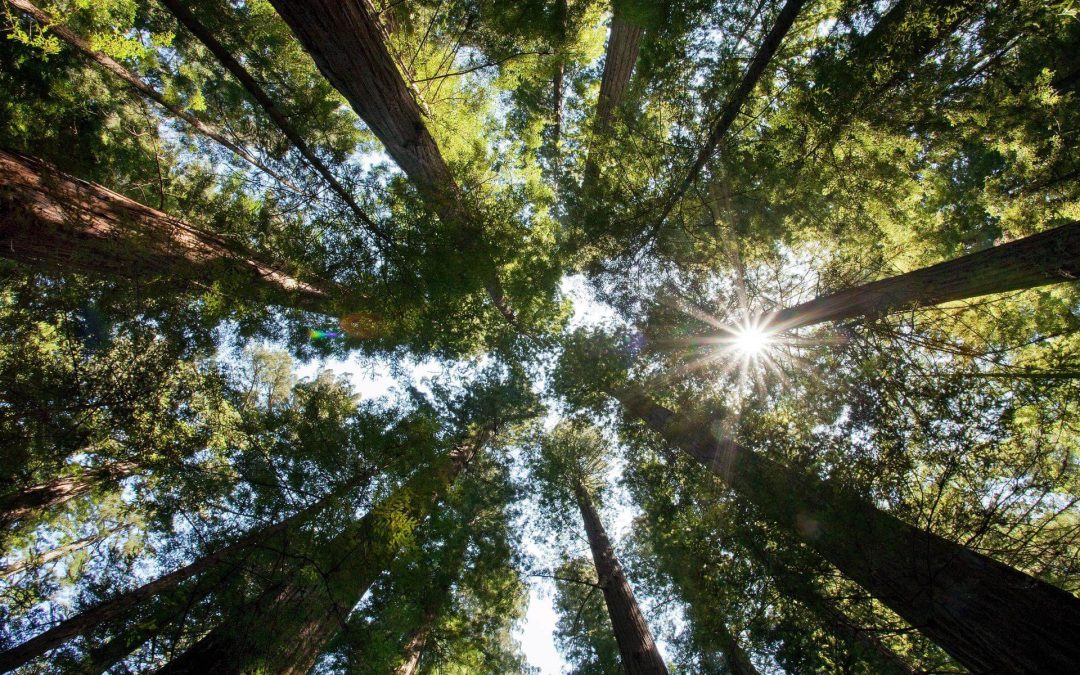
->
6;0;302;194
156;428;491;675
0;149;338;314
761;220;1080;332
610;385;1080;673
0;476;363;672
266;0;521;327
575;481;668;675
154;0;391;249
581;11;644;190
0;461;136;531
394;607;437;675
595;16;644;130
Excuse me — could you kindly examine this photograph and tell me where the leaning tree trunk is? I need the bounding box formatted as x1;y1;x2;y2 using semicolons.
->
580;10;644;190
157;428;492;675
0;474;365;673
575;481;668;675
0;525;126;579
266;0;521;327
760;220;1080;331
0;461;136;531
0;149;338;314
7;0;301;193
609;384;1080;673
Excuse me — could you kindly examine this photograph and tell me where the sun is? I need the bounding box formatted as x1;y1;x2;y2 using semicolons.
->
732;323;771;357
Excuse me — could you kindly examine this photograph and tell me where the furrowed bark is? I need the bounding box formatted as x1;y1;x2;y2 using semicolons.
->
6;0;303;195
654;0;806;230
157;428;491;675
610;386;1080;673
575;481;668;675
0;149;338;314
267;0;521;327
0;462;136;531
581;10;644;189
0;477;361;672
155;0;392;250
760;220;1080;331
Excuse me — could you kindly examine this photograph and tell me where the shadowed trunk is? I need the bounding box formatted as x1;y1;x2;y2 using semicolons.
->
155;0;390;248
0;149;337;313
575;481;668;674
609;385;1080;673
7;0;301;193
267;0;521;327
761;220;1080;331
581;11;644;190
0;462;136;531
394;607;437;675
0;476;364;673
157;429;491;675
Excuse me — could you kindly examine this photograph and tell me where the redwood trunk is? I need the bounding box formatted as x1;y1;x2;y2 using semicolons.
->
0;149;336;313
595;17;644;129
612;386;1080;673
266;0;520;326
394;608;437;675
763;220;1080;331
0;476;363;672
157;430;490;675
0;462;136;531
575;482;668;675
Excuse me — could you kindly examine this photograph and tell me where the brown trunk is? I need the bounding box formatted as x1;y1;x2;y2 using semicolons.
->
394;608;437;675
266;0;519;325
157;429;491;675
581;13;643;190
7;0;302;194
595;17;644;129
156;0;390;248
0;149;338;313
267;0;454;204
611;386;1080;673
575;482;668;675
763;220;1080;331
0;475;364;673
0;462;136;531
654;0;806;229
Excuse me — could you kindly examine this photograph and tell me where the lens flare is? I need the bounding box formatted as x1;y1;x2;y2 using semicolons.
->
732;323;771;356
308;329;340;340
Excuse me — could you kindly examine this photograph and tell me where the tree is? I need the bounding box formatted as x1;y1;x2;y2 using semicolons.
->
554;332;1080;672
530;423;668;673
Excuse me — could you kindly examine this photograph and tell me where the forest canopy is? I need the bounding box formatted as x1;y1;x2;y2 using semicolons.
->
0;0;1078;672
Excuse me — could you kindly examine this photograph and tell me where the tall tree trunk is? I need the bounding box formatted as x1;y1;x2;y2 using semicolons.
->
266;0;521;328
0;462;136;531
155;0;391;249
394;607;437;675
653;0;806;230
6;0;302;194
157;428;492;675
0;149;338;314
581;9;644;190
575;481;668;675
609;385;1080;673
594;16;644;129
0;475;364;672
761;220;1080;331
